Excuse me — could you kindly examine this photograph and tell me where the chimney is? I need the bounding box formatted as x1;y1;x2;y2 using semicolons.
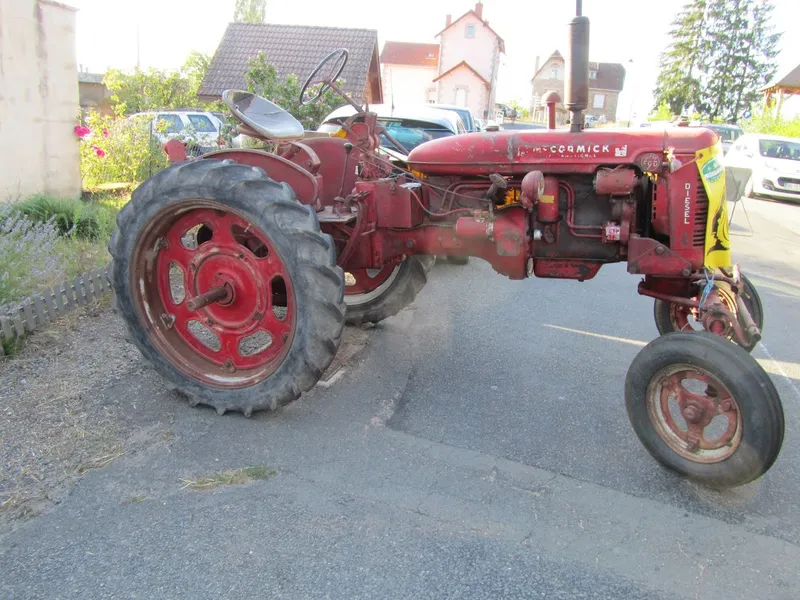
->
475;2;483;19
535;56;540;75
445;14;452;27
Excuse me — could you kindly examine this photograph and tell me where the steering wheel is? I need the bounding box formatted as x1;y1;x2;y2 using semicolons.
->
299;48;348;106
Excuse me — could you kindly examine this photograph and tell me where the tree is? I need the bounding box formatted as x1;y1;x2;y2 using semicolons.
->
652;0;709;116
234;0;266;23
244;52;344;130
648;101;674;121
653;0;781;121
104;68;197;115
703;0;779;121
183;51;212;97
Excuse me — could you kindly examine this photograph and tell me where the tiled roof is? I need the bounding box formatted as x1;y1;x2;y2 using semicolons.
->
433;60;490;88
199;23;379;101
380;42;439;67
589;62;626;92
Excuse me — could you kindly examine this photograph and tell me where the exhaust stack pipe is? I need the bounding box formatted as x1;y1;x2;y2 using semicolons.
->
566;0;590;133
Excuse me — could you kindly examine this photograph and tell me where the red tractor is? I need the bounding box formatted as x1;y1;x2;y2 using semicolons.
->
110;4;783;488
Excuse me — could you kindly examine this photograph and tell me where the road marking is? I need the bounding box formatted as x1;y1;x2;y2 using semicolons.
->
758;341;800;403
542;324;647;347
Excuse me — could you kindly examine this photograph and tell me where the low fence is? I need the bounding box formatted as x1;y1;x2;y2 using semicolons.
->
0;263;113;348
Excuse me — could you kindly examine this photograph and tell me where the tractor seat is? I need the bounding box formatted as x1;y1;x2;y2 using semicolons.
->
222;89;304;140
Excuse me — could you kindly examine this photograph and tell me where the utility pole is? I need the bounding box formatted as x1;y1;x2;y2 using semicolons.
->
136;24;141;71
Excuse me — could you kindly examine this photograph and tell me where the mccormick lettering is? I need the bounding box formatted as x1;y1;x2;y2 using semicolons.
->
684;182;692;225
549;144;610;154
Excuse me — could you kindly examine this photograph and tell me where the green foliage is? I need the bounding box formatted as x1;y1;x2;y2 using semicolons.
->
13;195;117;241
653;0;708;116
78;112;169;187
704;0;780;120
648;101;674;121
104;51;214;118
743;112;800;137
244;52;344;130
0;198;115;314
104;68;198;116
183;51;213;95
653;0;781;120
234;0;266;23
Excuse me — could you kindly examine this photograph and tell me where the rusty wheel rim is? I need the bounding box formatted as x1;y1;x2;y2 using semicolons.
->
344;265;400;305
668;288;736;336
646;364;742;463
130;200;296;389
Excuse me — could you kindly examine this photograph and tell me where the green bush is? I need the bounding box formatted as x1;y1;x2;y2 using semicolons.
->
13;195;117;242
78;112;169;187
744;112;800;137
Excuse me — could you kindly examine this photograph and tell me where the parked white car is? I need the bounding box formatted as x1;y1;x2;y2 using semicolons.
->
127;110;225;155
725;133;800;202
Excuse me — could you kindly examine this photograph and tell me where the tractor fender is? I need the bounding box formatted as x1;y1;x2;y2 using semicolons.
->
202;149;320;208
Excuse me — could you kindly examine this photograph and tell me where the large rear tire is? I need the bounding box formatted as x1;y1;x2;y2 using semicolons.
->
626;332;784;488
344;255;434;325
109;159;345;416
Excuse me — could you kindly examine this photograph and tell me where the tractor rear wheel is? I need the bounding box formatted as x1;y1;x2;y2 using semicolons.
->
653;273;763;352
343;255;434;325
108;159;345;416
626;332;784;488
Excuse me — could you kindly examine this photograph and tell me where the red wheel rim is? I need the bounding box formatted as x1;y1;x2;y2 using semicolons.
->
646;364;742;463
344;265;400;302
668;289;736;336
130;200;295;389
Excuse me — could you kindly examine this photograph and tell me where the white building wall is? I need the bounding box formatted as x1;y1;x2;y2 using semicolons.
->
439;15;495;81
0;0;81;201
436;68;487;119
381;64;438;105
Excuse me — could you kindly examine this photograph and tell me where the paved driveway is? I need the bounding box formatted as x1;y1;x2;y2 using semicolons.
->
1;196;799;599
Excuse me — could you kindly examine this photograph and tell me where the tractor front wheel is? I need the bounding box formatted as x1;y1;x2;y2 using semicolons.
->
626;332;784;488
653;273;763;352
109;159;345;416
343;255;434;325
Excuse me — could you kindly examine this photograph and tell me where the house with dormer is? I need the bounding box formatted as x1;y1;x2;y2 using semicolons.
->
530;50;626;125
378;2;504;119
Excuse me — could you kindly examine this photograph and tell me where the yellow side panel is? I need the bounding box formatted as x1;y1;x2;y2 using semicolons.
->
696;142;732;269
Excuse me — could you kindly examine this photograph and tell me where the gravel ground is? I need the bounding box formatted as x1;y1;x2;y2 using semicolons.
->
0;300;172;531
0;297;367;533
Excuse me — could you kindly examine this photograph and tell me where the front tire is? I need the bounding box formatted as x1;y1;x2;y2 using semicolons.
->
109;159;345;416
344;255;433;325
626;332;784;488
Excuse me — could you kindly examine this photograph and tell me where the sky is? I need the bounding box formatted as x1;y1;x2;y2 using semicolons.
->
71;0;800;122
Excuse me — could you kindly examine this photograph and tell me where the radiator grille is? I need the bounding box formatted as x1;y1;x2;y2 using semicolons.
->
693;176;708;247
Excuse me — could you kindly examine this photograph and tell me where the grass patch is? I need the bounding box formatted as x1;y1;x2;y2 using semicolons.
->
180;465;277;491
121;495;146;505
14;194;118;241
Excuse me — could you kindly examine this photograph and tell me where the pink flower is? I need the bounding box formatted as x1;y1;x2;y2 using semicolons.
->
91;145;106;158
102;128;109;138
74;125;91;138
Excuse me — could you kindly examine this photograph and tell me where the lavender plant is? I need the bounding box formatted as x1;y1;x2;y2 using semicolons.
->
0;208;66;312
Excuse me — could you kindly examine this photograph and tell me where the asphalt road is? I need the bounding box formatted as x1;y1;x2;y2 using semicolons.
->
2;196;799;599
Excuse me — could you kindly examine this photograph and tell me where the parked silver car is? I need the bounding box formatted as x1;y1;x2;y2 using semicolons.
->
725;133;800;202
317;104;467;152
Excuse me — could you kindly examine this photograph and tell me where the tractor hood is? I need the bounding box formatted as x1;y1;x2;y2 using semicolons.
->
406;127;719;176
